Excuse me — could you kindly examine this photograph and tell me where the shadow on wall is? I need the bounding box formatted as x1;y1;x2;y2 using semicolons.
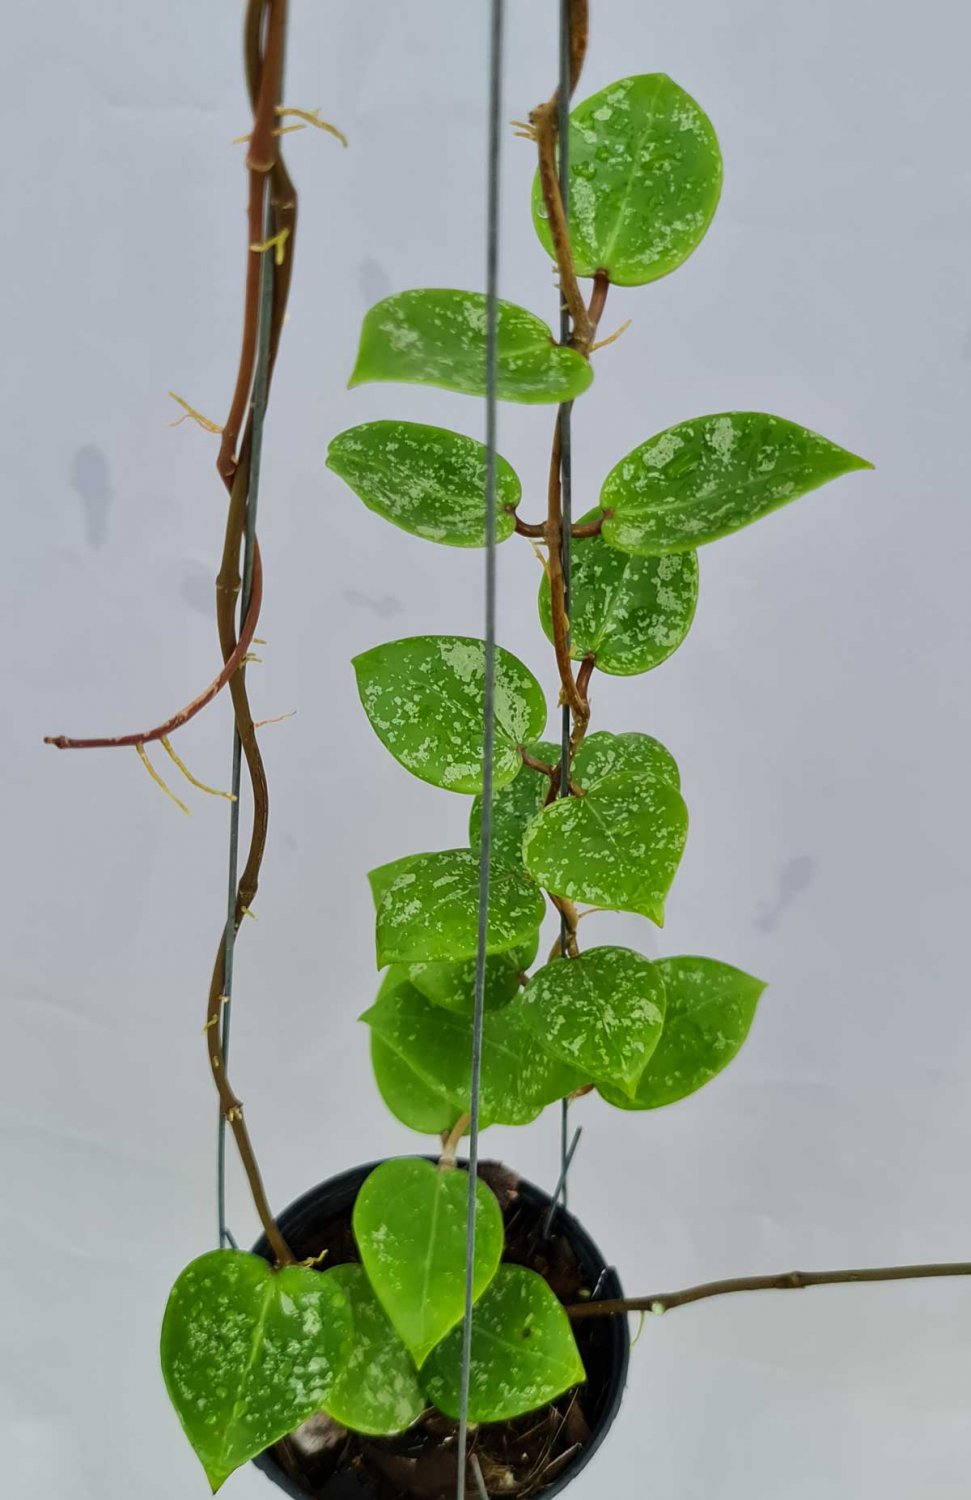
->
70;445;112;548
752;855;816;933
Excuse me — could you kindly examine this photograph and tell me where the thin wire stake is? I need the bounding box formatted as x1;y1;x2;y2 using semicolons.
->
456;5;504;1497
556;0;575;1213
217;185;276;1251
543;1126;583;1238
469;1454;490;1500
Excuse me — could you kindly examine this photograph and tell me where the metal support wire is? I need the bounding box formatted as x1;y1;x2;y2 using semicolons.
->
455;3;504;1496
556;0;575;1216
217;187;276;1251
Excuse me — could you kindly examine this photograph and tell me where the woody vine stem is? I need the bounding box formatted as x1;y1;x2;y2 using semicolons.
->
45;0;971;1316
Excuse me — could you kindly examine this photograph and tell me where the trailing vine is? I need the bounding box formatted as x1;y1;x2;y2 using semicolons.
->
42;3;971;1496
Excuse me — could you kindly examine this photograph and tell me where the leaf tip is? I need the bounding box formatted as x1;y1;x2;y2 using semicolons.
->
347;358;368;390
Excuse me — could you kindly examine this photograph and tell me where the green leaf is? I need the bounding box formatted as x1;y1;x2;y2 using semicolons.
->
368;853;421;910
422;1266;585;1423
469;738;560;873
532;74;722;286
403;933;540;1016
599;955;766;1109
522;735;688;923
538;510;698;675
601;412;873;555
371;1032;461;1135
374;849;545;966
161;1250;353;1492
326;421;519;548
319;1265;424;1435
574;730;681;791
352;1158;504;1367
362;976;585;1127
349;290;593;404
520;946;666;1097
353;635;547;794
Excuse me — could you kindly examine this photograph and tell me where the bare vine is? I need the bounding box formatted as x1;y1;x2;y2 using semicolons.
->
568;1259;971;1320
43;0;311;1266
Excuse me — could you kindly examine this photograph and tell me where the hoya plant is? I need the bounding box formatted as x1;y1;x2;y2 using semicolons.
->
45;4;967;1498
159;47;873;1500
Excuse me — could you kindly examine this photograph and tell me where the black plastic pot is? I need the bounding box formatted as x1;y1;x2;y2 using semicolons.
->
251;1157;629;1499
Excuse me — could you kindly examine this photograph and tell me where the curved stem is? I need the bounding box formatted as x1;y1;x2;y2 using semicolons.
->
202;0;296;1265
44;549;263;750
529;1;592;350
567;1261;971;1320
545;422;586;718
514;514;547;539
217;0;289;485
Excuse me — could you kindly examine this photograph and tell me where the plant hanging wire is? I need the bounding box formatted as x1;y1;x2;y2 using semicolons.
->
455;2;504;1496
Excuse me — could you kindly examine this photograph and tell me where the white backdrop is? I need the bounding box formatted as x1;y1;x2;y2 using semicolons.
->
2;3;970;1496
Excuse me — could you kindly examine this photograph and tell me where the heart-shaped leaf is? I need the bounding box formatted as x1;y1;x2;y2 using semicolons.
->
326;421;520;548
532;74;722;286
353;1159;504;1367
574;730;681;791
469;738;560;874
362;975;585;1127
598;955;766;1109
538;511;698;675
349;290;593;404
422;1266;585;1423
520;946;666;1097
354;635;547;794
161;1250;353;1492
601;412;872;555
371;1032;461;1135
319;1265;424;1435
403;933;539;1016
373;849;545;966
522;737;688;923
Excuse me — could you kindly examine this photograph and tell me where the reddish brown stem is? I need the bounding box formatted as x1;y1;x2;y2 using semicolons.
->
520;747;558;780
587;268;609;333
529;3;591;349
217;0;289;486
44;549;263;751
545;423;586;718
567;1261;971;1321
514;514;547;539
204;0;295;1266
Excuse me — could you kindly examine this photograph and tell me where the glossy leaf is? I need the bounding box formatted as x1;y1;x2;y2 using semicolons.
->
403;933;539;1016
601;412;873;556
161;1250;352;1492
522;736;688;923
319;1265;424;1436
520;946;666;1097
326;421;519;548
469;738;560;873
532;74;722;286
574;730;681;792
599;955;766;1109
373;849;545;967
352;1158;504;1367
349;290;593;404
538;511;698;675
361;976;585;1127
422;1267;585;1423
371;1032;461;1135
368;853;421;909
353;635;546;794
